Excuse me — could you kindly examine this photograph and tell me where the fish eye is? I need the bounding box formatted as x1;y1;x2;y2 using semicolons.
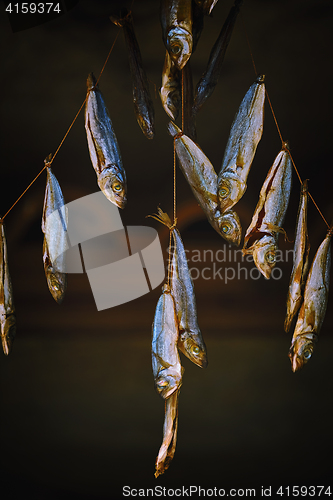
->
265;252;275;264
192;346;200;355
171;44;181;55
112;183;122;193
219;186;229;198
222;223;231;234
303;350;312;360
157;379;168;387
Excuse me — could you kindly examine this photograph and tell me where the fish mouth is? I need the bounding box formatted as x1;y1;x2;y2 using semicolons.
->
252;237;277;279
98;179;127;209
288;336;316;372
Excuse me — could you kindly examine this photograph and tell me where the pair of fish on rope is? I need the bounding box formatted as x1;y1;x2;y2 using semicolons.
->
150;209;207;477
168;74;267;248
40;66;129;307
284;181;332;372
160;0;242;139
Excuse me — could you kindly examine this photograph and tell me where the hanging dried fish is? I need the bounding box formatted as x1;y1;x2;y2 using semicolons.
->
155;389;179;477
168;121;242;245
160;0;193;70
194;0;218;15
217;74;265;213
150;208;208;368
160;50;181;121
0;221;16;356
152;284;183;399
42;161;68;304
85;73;127;209
243;145;292;278
284;180;310;333
193;0;243;115
110;9;155;139
288;228;332;371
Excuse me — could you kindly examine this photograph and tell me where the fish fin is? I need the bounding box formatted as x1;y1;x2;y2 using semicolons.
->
146;208;175;229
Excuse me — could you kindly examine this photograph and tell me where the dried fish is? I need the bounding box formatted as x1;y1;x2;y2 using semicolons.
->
193;0;243;115
160;0;193;70
288;229;332;371
85;73;127;209
284;180;310;333
150;208;208;368
243;145;292;278
155;389;179;477
194;0;218;15
42;162;67;304
0;221;16;356
160;50;181;121
152;283;183;399
110;9;155;139
217;74;265;213
168;121;242;245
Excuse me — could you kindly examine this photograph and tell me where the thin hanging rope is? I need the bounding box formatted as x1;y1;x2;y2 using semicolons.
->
240;12;330;230
1;30;120;222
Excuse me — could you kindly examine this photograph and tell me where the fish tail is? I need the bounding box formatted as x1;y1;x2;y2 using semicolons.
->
146;208;173;230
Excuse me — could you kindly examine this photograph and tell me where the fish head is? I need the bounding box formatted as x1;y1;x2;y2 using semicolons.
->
98;167;127;209
1;313;16;356
155;367;182;399
288;335;316;372
167;27;193;70
216;210;242;246
252;236;277;279
46;267;67;304
183;336;208;369
218;177;243;213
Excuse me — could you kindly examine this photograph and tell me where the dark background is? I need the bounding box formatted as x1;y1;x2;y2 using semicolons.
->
0;1;332;498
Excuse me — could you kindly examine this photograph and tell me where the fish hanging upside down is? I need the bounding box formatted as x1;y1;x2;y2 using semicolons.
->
149;208;208;368
110;9;155;139
85;73;127;209
42;160;68;304
152;283;184;400
288;228;331;372
243;145;292;279
217;74;265;214
0;221;16;355
284;180;310;333
160;0;193;70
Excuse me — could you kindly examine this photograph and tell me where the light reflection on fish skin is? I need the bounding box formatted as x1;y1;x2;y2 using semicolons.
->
169;223;207;368
217;74;265;214
160;0;193;70
42;166;67;304
284;180;310;333
85;73;127;209
289;231;331;372
151;284;183;400
0;221;16;356
155;389;179;478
